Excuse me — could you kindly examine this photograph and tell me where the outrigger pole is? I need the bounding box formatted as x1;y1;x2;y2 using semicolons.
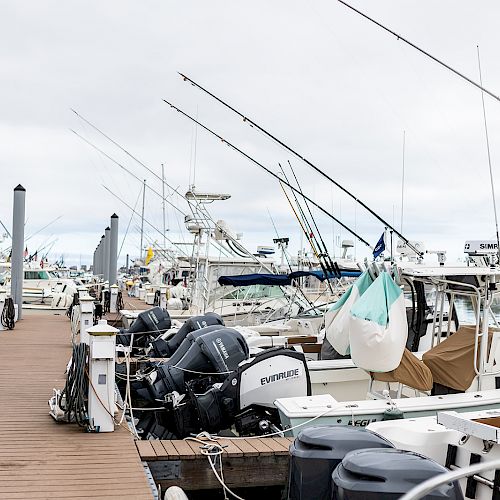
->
162;98;373;250
337;0;500;104
177;73;420;256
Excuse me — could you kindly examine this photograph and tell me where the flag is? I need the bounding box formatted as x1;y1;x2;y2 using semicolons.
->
23;246;28;258
34;251;38;261
40;259;44;269
373;232;386;258
145;247;154;265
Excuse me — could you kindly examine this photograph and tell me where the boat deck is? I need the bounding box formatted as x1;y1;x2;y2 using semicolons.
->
0;311;153;499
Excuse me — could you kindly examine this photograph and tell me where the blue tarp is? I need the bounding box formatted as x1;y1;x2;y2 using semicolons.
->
217;269;361;287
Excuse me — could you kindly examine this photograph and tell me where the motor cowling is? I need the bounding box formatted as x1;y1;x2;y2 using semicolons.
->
139;327;249;402
190;348;311;435
116;307;171;348
149;312;224;357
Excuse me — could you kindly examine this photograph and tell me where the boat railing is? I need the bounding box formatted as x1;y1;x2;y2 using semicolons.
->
400;457;500;500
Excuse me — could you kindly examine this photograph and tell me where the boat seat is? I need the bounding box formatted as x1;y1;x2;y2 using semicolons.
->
369;348;433;396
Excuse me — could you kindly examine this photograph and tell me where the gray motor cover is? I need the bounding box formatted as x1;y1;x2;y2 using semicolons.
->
332;448;464;499
288;425;393;500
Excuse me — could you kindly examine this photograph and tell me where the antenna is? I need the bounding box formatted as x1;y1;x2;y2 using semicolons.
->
401;130;406;233
477;45;500;263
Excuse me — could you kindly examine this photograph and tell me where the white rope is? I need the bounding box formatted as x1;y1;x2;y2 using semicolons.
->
185;435;244;500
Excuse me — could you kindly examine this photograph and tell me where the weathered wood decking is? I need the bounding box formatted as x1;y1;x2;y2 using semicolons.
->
0;311;153;499
136;438;293;491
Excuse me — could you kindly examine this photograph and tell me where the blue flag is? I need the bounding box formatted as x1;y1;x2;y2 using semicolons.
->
373;233;386;258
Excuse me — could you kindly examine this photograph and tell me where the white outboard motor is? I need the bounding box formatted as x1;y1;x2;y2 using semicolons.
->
186;348;311;436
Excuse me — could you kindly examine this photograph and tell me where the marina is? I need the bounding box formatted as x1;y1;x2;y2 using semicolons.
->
4;1;500;498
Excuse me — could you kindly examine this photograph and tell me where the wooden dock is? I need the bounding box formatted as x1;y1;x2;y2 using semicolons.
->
136;437;293;492
0;310;153;500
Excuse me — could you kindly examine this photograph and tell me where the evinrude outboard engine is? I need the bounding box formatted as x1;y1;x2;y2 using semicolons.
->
116;307;171;349
149;312;224;357
136;327;249;402
182;347;311;436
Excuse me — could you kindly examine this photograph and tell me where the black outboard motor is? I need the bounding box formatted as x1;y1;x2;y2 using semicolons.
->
288;426;394;500
116;307;171;348
150;312;224;357
332;448;463;499
166;326;241;365
137;327;249;402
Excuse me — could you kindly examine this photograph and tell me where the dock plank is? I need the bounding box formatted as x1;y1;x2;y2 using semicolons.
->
0;311;152;499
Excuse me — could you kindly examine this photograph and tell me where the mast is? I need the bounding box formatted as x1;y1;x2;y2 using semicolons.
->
161;163;167;250
140;179;146;261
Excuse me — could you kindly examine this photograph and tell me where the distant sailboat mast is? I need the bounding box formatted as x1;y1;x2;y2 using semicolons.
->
140;179;146;261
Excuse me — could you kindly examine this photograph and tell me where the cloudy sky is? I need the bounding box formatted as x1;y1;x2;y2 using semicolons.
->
1;1;500;267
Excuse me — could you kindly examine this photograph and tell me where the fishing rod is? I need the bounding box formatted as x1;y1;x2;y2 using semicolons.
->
177;73;418;256
71;129;187;219
279;177;335;295
162;99;372;250
25;215;63;243
286;160;340;281
0;219;11;239
337;0;500;104
279;165;336;294
41;239;58;261
72;109;203;217
71;120;265;267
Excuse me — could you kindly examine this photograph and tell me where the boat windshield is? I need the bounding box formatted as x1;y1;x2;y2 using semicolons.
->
24;270;51;280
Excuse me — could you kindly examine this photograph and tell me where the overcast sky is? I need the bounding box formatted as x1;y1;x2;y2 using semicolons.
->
1;1;500;266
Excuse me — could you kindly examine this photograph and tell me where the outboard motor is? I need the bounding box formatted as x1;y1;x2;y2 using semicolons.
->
150;312;224;357
332;448;463;499
165;326;239;364
184;348;310;436
116;307;171;348
288;426;393;500
137;327;249;402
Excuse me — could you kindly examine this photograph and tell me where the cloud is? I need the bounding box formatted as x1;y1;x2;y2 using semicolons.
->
1;1;500;266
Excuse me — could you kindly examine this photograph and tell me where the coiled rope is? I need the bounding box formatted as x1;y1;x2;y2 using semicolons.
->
1;298;15;330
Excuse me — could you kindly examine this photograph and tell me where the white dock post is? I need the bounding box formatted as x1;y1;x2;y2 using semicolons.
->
11;185;25;320
160;285;168;310
110;284;119;313
79;296;94;345
87;320;118;432
0;289;6;331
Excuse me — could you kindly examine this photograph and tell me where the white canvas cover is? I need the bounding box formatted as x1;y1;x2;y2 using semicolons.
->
349;272;408;372
324;271;373;355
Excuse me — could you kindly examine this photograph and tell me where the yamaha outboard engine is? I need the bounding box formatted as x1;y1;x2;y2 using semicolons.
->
116;307;171;348
149;312;224;357
137;327;249;402
184;348;310;436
